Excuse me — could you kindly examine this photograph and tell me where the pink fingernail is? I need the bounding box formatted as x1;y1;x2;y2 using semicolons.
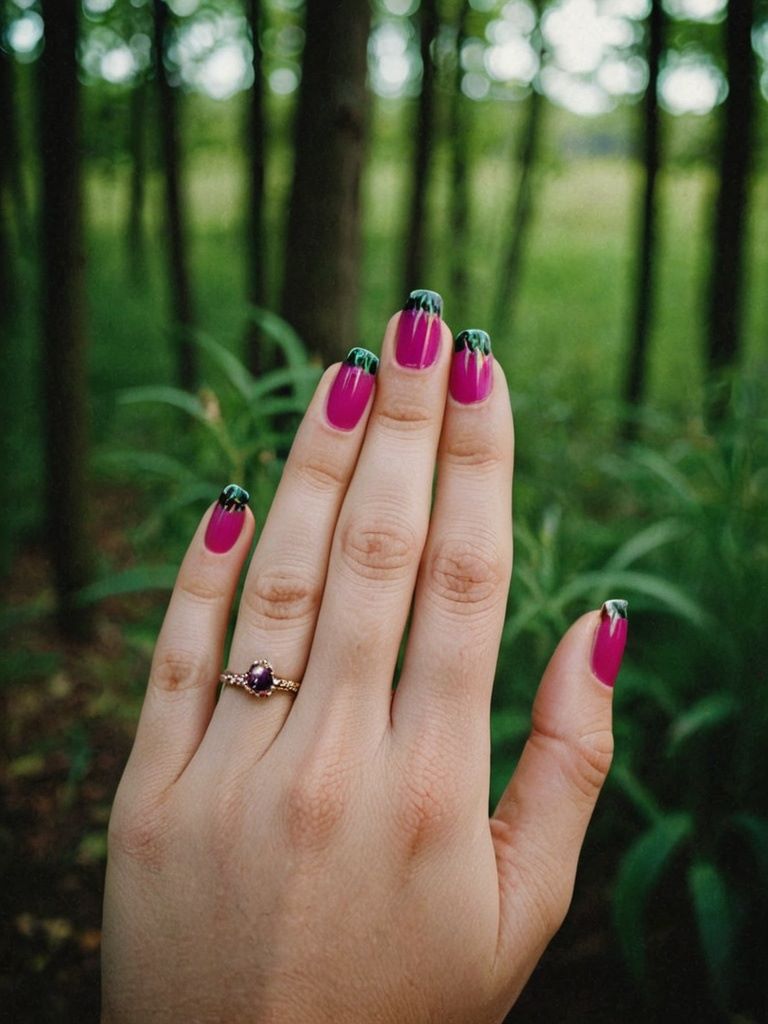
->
204;484;249;554
591;600;628;687
449;329;493;404
326;348;378;431
395;289;443;369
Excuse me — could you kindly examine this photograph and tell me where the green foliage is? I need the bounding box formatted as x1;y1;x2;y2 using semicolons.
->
88;309;320;603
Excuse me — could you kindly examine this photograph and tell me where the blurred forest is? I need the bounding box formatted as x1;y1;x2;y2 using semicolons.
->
1;0;768;1019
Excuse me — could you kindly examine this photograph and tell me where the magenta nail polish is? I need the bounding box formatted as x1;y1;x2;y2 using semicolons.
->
326;347;378;431
204;484;249;554
396;289;443;369
591;600;628;687
450;329;493;404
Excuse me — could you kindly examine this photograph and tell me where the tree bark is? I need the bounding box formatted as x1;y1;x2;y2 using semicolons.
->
491;37;545;339
244;0;269;376
622;0;664;439
126;76;147;282
280;0;371;363
705;0;756;420
403;0;439;296
448;0;471;323
39;0;92;638
0;40;14;321
152;0;197;390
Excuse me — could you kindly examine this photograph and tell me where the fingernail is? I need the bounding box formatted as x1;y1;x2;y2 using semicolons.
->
204;484;249;554
591;599;628;688
395;289;443;369
449;329;493;404
326;347;378;431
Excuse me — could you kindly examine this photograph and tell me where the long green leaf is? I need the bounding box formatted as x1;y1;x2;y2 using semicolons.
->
687;859;735;1008
93;449;198;484
250;364;322;403
605;518;690;571
727;813;768;893
194;331;255;402
632;448;697;505
608;761;663;825
554;570;710;628
613;812;692;981
667;693;739;756
119;386;209;423
76;565;179;606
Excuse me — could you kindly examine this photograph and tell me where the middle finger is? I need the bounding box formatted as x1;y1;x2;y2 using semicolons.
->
285;290;452;743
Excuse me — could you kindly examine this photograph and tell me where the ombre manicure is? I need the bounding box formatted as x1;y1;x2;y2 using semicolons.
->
204;484;249;554
396;289;443;369
591;599;628;687
326;347;378;431
449;329;493;404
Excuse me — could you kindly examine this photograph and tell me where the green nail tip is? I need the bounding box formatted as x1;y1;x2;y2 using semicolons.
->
218;483;250;511
602;599;629;622
454;329;491;356
344;347;379;375
404;289;443;316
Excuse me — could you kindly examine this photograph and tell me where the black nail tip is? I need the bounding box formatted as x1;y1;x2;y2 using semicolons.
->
454;329;492;356
344;347;379;375
404;289;443;316
602;599;629;621
218;484;250;511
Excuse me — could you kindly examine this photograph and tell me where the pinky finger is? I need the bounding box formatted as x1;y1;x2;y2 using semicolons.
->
121;485;255;798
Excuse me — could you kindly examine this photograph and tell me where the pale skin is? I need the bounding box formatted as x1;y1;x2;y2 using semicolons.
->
102;311;615;1023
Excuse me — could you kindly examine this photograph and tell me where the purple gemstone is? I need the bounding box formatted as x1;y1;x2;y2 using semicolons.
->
245;663;273;695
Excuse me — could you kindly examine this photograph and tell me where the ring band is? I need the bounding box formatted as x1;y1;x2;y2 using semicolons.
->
220;659;300;698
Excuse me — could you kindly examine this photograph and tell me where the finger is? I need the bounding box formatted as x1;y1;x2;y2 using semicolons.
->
284;293;452;740
122;486;255;798
491;602;627;966
200;352;378;765
392;339;513;769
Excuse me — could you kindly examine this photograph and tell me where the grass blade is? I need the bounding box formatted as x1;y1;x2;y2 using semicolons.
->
687;859;735;1008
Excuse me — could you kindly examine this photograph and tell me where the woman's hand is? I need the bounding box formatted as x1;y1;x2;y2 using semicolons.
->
102;295;626;1023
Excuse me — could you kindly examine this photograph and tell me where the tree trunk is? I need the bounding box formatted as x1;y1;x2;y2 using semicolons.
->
403;0;439;296
622;0;664;440
244;0;269;376
39;0;92;638
280;0;371;363
448;0;471;324
491;55;544;339
705;0;756;420
126;76;147;282
0;40;14;321
152;0;197;390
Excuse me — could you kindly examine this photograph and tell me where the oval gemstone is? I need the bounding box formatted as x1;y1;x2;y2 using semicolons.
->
245;663;273;694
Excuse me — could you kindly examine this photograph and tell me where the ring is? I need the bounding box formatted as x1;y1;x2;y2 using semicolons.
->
219;659;300;698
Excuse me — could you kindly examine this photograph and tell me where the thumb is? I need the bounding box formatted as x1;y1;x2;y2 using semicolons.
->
491;600;628;968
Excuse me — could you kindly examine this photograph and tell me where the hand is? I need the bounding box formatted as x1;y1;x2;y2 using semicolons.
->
102;297;626;1023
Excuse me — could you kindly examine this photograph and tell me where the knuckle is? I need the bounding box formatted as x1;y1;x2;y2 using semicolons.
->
108;798;171;871
442;433;506;471
427;535;507;611
531;720;614;802
281;757;351;852
376;397;433;434
394;751;456;858
339;512;418;583
151;646;206;693
241;566;321;628
290;451;348;493
177;568;224;606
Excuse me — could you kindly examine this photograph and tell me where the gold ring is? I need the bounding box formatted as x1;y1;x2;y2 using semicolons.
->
219;659;300;698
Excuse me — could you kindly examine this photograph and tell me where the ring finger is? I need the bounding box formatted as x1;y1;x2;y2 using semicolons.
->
198;346;380;767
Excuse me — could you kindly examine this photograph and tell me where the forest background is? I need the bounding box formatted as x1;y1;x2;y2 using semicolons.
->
1;0;767;1019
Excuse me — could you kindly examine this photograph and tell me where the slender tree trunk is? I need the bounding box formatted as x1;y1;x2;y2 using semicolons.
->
152;0;197;390
622;0;664;440
705;0;756;420
280;0;371;363
491;46;545;338
126;77;147;282
448;0;471;324
245;0;269;376
403;0;439;295
39;0;92;638
0;41;14;321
